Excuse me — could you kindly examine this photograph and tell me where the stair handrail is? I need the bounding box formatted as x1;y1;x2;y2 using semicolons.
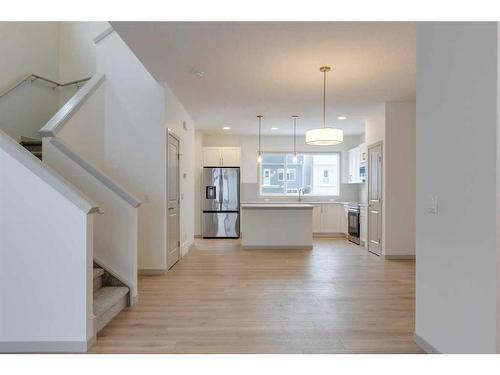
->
0;74;92;101
40;74;105;137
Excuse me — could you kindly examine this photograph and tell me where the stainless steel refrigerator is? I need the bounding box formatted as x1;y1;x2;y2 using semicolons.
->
202;167;240;238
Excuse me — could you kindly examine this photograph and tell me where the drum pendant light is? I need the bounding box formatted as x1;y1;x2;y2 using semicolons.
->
305;66;343;145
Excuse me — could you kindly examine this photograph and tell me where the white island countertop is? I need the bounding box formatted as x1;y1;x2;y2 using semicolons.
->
241;203;313;209
241;201;360;205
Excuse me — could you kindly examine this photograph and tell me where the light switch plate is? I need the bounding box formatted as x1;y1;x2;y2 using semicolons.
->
428;195;438;214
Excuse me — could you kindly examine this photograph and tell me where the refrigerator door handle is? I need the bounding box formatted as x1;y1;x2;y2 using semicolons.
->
219;168;223;207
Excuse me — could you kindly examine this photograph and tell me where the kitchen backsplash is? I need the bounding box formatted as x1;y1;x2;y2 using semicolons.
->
241;183;361;203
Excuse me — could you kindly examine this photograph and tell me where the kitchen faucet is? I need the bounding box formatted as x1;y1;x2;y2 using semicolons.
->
298;188;303;202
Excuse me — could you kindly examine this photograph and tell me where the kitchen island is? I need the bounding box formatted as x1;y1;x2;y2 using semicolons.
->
240;203;313;250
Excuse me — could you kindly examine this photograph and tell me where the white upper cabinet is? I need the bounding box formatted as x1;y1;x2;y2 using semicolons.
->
203;147;241;167
220;147;241;166
203;147;223;166
348;144;366;184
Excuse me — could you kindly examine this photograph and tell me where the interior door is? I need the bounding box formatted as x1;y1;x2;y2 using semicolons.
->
167;133;180;269
368;142;383;256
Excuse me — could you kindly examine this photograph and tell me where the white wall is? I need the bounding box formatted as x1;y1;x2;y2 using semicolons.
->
57;83;105;169
95;31;167;272
0;147;92;351
43;138;139;300
416;22;498;353
385;102;416;256
0;22;60;141
58;22;97;105
362;102;416;257
58;22;96;82
194;131;204;237
164;84;196;255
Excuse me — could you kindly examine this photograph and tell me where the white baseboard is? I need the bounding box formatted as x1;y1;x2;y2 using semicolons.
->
138;269;166;275
243;245;313;250
414;333;440;353
87;334;96;351
313;232;347;238
385;254;416;260
181;239;194;257
0;340;88;353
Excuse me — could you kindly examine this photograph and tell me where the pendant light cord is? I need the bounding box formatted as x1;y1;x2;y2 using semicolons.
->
293;116;298;155
257;115;263;154
323;68;327;129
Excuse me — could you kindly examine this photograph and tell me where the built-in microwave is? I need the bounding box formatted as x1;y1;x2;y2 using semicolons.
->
359;161;366;182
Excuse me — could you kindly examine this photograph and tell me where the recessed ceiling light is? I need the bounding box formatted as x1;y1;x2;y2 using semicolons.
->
223;126;231;130
271;127;278;130
338;116;347;120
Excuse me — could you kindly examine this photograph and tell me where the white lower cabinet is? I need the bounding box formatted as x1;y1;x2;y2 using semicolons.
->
313;204;347;235
360;205;367;246
342;204;349;235
312;205;322;233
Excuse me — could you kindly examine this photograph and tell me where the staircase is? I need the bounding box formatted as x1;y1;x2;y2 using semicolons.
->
93;266;129;333
20;137;42;160
18;135;130;336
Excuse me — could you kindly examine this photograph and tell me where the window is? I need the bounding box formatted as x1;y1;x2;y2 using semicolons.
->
323;170;329;184
259;152;340;196
263;169;271;186
277;168;285;182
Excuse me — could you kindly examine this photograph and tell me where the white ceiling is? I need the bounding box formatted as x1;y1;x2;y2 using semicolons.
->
112;22;416;136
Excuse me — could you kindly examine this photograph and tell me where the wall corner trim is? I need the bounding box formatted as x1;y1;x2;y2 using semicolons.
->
93;27;115;44
414;333;441;354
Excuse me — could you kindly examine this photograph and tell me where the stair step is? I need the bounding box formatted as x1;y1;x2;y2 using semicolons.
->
29;151;42;160
20;140;42;146
93;286;129;332
93;268;104;291
93;268;104;279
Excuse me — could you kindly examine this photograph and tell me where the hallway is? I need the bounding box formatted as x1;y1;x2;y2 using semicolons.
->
91;238;422;353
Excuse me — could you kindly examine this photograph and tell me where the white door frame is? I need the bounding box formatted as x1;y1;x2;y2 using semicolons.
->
165;128;181;270
367;140;383;256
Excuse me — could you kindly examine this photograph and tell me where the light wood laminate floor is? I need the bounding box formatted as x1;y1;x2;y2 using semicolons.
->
91;238;422;353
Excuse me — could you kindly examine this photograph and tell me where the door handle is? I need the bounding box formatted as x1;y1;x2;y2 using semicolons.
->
168;207;174;210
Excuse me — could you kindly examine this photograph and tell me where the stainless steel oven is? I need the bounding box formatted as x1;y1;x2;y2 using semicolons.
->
348;204;360;245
